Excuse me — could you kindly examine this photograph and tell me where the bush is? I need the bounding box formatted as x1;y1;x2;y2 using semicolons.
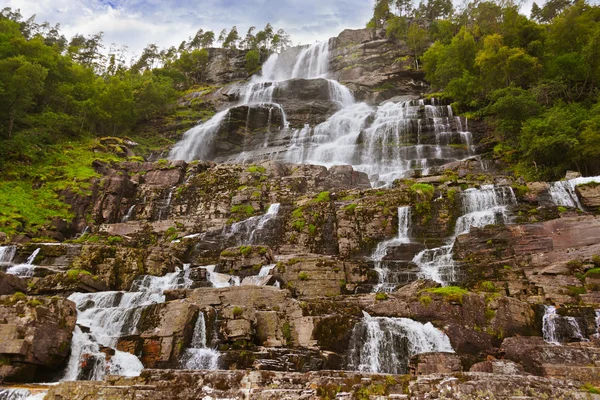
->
66;269;92;281
245;50;260;73
410;183;435;199
298;272;309;281
232;306;243;318
313;191;330;203
375;292;388;300
107;236;123;245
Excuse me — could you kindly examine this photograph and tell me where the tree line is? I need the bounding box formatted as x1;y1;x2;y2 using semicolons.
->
0;8;291;167
370;0;600;179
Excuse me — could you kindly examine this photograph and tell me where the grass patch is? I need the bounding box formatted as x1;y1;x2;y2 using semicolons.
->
423;286;469;304
66;269;92;281
313;191;330;203
375;292;388;301
0;138;123;236
410;183;435;199
298;272;309;281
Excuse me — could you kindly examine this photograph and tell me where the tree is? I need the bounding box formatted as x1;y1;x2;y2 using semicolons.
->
245;49;260;73
223;26;240;50
0;56;48;138
406;23;429;69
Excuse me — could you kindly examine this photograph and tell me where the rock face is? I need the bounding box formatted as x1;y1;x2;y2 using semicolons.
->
501;336;600;384
43;369;594;400
0;295;76;382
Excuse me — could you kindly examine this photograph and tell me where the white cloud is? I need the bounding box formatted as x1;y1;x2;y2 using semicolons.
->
8;0;374;57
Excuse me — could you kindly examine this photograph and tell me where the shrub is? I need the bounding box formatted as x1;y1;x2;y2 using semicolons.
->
410;183;435;199
419;295;432;306
298;272;309;281
239;246;252;256
66;269;91;281
232;306;243;318
375;292;388;301
107;236;123;245
314;191;330;203
479;281;497;293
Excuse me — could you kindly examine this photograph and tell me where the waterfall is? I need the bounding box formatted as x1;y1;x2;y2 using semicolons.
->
372;207;412;293
241;264;276;286
121;205;136;223
414;185;516;285
0;389;47;400
595;309;600;338
0;245;16;265
548;176;600;209
157;187;175;221
203;265;241;288
542;305;587;345
168;39;476;186
63;265;194;381
347;312;453;374
6;248;40;277
180;312;220;370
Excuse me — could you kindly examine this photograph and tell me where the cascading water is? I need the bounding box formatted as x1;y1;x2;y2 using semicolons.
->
414;185;516;285
168;39;476;186
203;265;241;288
242;264;276;286
542;305;587;344
0;389;47;400
347;312;453;374
6;248;40;277
180;312;220;370
0;245;16;265
372;206;412;292
548;176;600;209
121;205;136;223
595;309;600;338
63;265;194;381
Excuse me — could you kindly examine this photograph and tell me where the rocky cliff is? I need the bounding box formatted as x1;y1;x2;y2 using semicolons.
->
1;27;600;400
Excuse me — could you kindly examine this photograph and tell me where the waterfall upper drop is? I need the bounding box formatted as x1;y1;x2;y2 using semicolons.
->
180;312;220;370
168;39;476;185
347;312;453;374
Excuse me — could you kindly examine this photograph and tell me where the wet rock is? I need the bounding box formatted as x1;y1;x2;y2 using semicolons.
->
469;359;524;375
409;352;462;376
0;295;76;382
501;336;600;384
117;300;198;368
0;272;27;295
576;182;600;210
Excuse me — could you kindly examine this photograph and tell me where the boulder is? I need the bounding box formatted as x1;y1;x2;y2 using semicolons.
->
469;359;524;375
501;336;600;384
576;182;600;210
0;295;76;382
408;352;462;376
0;272;27;295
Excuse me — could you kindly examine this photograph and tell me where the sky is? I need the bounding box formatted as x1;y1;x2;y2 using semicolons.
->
8;0;375;57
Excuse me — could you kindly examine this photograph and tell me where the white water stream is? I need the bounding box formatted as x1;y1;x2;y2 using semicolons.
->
548;175;600;209
6;248;40;277
168;40;475;185
414;185;516;285
347;311;453;374
63;265;194;381
542;305;587;344
180;312;220;370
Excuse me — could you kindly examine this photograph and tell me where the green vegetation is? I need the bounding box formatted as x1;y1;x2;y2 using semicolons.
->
239;245;253;256
246;165;266;174
375;292;388;300
479;281;497;293
367;0;600;180
0;10;294;237
66;269;92;281
231;204;256;217
582;383;600;394
313;191;331;203
424;286;469;304
298;272;309;281
410;183;435;199
107;236;123;245
232;306;243;318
